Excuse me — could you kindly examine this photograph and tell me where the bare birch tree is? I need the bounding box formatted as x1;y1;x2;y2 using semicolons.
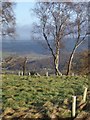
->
33;2;72;76
67;3;88;75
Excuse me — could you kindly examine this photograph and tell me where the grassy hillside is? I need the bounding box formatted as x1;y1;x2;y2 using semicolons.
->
1;74;89;119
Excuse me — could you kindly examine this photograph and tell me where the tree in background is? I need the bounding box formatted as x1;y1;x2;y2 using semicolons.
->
3;56;27;75
0;2;16;37
22;57;27;76
33;2;72;76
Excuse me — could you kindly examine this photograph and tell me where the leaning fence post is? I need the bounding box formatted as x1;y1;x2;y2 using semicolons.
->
83;87;88;103
72;96;76;117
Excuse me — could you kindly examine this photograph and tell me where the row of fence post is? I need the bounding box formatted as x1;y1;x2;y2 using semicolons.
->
18;71;31;76
72;87;88;117
18;71;78;77
18;71;49;76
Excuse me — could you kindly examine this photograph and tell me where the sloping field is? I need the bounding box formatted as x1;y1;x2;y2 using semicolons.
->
1;74;89;119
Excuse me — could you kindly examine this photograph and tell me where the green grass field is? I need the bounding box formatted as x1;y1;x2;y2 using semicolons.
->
1;74;89;119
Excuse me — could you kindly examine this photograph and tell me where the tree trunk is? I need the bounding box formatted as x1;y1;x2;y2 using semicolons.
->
54;47;62;76
67;46;77;75
22;57;27;76
67;38;85;76
43;28;62;76
54;58;62;76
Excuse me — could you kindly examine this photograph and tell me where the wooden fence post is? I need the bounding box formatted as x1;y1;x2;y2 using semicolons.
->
46;71;48;77
21;71;23;76
28;72;31;76
83;87;88;103
72;96;76;117
72;73;74;76
18;71;20;76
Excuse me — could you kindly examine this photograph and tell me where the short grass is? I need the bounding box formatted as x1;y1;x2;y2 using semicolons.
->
2;75;88;110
